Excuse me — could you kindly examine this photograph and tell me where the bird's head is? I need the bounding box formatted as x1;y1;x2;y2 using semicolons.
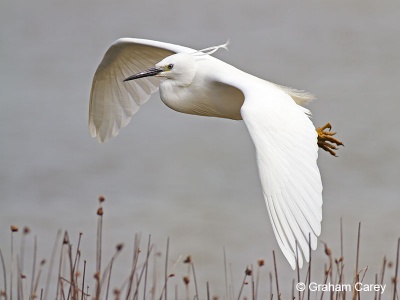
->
123;53;196;86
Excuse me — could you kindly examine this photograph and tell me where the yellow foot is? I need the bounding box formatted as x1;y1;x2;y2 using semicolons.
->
316;123;344;157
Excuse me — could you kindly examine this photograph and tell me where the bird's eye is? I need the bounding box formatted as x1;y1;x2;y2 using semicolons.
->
167;64;174;70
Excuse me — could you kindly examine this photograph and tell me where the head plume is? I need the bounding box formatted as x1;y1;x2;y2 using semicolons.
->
190;40;230;59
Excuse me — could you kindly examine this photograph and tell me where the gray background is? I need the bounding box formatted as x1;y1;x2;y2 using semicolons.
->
1;0;399;298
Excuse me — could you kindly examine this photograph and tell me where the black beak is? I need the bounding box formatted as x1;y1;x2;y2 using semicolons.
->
123;67;164;82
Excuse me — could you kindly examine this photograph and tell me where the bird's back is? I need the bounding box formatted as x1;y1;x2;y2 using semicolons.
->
159;54;314;122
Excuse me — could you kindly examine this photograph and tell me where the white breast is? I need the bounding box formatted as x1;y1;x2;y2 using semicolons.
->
159;74;245;120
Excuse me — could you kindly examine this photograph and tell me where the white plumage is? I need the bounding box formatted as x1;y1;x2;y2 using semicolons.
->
89;38;323;269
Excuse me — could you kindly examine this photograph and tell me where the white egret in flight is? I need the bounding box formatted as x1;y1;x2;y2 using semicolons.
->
89;38;342;269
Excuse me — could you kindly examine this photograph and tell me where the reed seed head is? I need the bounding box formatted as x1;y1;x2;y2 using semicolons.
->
113;289;120;300
94;271;100;280
98;195;105;203
183;255;192;264
116;243;124;252
10;225;18;232
23;226;30;234
97;207;104;216
245;267;252;276
257;259;265;267
183;275;190;285
324;243;332;256
325;267;329;276
63;235;69;244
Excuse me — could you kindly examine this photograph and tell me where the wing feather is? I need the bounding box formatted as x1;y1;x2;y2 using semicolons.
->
89;38;196;142
239;84;322;268
207;62;323;268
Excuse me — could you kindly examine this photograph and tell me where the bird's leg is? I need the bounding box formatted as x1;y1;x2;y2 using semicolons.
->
316;123;344;157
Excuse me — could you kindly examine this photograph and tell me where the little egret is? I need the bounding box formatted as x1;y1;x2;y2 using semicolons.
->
89;38;342;269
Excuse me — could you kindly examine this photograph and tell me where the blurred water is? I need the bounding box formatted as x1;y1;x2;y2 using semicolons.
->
1;0;400;298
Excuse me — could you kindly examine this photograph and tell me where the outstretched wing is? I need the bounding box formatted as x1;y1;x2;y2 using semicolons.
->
241;87;322;269
89;38;195;142
209;61;323;268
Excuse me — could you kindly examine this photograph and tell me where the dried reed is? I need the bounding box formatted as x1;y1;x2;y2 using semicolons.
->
0;199;399;300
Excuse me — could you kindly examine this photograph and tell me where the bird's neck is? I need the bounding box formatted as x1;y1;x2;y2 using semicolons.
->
159;80;190;113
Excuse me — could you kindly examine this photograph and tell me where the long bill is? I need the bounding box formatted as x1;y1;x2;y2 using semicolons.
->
123;67;164;82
